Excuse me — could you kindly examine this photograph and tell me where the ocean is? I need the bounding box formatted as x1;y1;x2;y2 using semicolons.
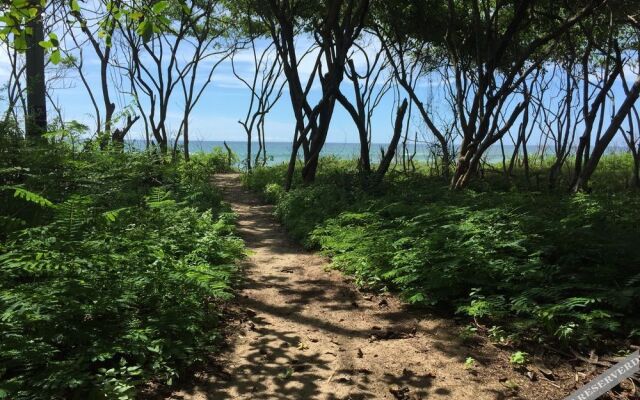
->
128;140;630;167
128;140;513;166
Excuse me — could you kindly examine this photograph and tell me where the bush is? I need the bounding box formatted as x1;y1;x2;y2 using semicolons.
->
242;163;289;197
201;147;238;173
0;131;244;399
275;184;359;243
264;183;285;204
244;160;640;348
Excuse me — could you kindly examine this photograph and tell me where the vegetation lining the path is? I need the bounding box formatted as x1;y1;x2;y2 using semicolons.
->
244;157;640;349
0;124;244;399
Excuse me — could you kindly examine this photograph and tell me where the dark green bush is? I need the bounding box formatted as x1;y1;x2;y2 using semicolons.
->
244;160;640;347
0;130;244;399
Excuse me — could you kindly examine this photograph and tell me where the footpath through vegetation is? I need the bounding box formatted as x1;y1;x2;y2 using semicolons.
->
169;173;628;400
233;159;640;400
244;159;640;350
1;132;638;398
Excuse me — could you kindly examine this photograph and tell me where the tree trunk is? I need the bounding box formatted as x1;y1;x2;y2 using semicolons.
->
285;133;304;191
25;1;47;140
301;96;337;184
522;138;530;184
223;141;233;169
572;77;640;192
358;123;371;174
548;160;562;189
632;146;640;189
183;119;190;161
375;99;408;183
508;100;530;177
159;136;168;154
111;115;139;150
450;138;477;189
508;136;522;177
336;90;370;174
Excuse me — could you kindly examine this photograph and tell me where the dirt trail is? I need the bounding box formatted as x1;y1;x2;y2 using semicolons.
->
170;174;564;400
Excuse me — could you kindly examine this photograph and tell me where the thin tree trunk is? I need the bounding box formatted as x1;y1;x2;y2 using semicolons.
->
508;99;530;176
633;145;640;188
522;137;530;184
246;133;252;171
285;132;304;191
572;78;640;192
375;99;408;182
223;141;233;169
25;0;47;140
301;97;337;184
183;119;190;161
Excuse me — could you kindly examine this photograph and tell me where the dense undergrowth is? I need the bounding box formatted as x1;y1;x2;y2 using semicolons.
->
244;157;640;349
0;124;243;399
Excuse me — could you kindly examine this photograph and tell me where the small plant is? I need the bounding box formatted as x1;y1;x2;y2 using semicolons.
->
464;357;477;369
459;325;478;343
509;351;529;366
488;326;508;344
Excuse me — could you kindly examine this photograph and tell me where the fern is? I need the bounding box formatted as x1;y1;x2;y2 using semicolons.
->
145;188;176;208
244;160;640;347
8;187;54;208
0;140;244;399
53;195;92;237
102;207;131;223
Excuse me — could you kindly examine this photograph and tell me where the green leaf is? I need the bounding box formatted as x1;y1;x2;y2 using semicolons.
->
50;49;61;64
12;187;54;208
14;34;27;51
129;11;144;21
49;32;59;47
103;207;129;222
152;1;169;14
137;20;154;43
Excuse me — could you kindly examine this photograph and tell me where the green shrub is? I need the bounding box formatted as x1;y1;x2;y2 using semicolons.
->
242;164;289;196
198;147;238;173
264;183;285;203
0;131;244;399
244;160;640;348
275;184;358;244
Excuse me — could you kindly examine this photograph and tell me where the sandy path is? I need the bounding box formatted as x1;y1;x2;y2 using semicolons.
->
170;173;562;400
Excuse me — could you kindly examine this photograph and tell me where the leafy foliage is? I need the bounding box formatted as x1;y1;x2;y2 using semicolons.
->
244;159;640;348
509;351;529;366
0;125;244;399
10;187;54;208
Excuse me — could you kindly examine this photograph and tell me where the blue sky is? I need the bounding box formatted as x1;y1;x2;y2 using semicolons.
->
16;35;411;144
1;34;638;148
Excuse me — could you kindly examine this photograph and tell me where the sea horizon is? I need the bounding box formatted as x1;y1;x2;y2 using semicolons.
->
125;139;630;167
